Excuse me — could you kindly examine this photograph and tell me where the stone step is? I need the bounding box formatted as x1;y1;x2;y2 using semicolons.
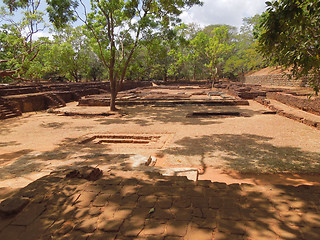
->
4;113;19;118
45;94;66;108
2;111;14;114
0;98;21;120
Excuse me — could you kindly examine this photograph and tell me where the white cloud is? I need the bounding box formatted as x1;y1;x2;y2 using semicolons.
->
33;31;54;40
181;0;267;29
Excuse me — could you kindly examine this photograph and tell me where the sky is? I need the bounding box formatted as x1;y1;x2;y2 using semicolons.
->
0;0;268;38
180;0;267;29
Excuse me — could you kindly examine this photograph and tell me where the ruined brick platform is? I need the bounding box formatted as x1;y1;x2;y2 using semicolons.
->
78;85;249;108
1;169;320;240
0;81;152;118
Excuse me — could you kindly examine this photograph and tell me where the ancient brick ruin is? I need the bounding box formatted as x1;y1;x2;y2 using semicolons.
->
0;81;151;119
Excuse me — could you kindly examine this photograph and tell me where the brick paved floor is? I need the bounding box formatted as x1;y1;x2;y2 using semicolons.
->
1;169;320;240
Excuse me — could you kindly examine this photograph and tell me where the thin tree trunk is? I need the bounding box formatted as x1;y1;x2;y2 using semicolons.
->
110;87;117;111
109;73;118;111
163;70;167;82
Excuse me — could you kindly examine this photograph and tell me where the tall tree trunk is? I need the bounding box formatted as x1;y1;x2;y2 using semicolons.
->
109;71;117;111
109;34;117;111
110;86;117;111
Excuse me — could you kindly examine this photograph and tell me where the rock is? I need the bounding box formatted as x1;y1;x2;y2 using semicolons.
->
80;167;103;181
159;168;199;181
66;167;103;181
0;197;30;216
145;156;157;167
66;169;81;179
130;155;157;168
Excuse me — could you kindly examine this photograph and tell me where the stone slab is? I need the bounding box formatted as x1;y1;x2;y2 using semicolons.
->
159;168;199;181
0;197;30;216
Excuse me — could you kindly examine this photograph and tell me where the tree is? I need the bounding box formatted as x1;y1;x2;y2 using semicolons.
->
86;51;105;81
188;31;210;80
48;0;202;111
0;1;49;82
132;29;179;82
224;15;266;79
205;25;235;82
168;24;239;81
50;27;91;82
257;0;320;93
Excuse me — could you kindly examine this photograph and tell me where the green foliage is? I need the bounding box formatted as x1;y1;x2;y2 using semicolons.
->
77;0;203;109
0;1;48;81
163;21;265;81
46;0;78;28
30;26;106;82
3;0;29;12
257;0;320;93
205;25;236;79
224;15;266;77
1;0;267;86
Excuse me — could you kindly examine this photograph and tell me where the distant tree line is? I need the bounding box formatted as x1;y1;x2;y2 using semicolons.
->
3;0;319;108
0;0;265;85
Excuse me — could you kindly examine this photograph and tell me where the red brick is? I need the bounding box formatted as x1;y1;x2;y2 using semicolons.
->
166;220;188;236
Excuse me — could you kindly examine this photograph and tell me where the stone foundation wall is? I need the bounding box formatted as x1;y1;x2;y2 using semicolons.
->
119;81;152;91
0;82;109;96
8;95;48;112
244;75;308;87
266;92;320;116
1;81;152;114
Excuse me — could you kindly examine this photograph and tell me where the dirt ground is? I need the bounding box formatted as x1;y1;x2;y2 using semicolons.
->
1;88;320;194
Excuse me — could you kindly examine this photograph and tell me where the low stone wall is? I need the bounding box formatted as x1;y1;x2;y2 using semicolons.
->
256;96;320;129
161;80;209;86
0;82;109;96
119;81;152;91
1;81;152;114
244;75;308;87
8;94;48;112
213;81;267;100
266;92;320;116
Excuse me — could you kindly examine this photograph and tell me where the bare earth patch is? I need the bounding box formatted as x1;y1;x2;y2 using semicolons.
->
1;85;320;239
0;86;320;192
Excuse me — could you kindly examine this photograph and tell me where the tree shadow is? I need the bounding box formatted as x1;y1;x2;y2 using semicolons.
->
161;134;320;177
0;149;33;163
0;148;71;180
0;169;319;239
39;122;70;129
0;141;20;148
0;112;47;136
0;137;126;183
95;105;260;127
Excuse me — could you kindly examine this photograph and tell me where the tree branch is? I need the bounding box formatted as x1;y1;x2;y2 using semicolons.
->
77;0;110;69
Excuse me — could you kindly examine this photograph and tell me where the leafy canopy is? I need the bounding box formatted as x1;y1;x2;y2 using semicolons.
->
257;0;320;93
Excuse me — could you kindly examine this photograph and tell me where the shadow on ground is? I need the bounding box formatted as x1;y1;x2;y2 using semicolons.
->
39;122;70;129
0;141;21;148
0;170;319;239
0;137;120;181
95;105;259;127
162;134;320;177
2;132;320;188
0;150;33;163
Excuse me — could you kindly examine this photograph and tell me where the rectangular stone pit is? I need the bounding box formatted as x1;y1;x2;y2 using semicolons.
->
186;111;242;118
79;134;172;149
